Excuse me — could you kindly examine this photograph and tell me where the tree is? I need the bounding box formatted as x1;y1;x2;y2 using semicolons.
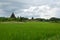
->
19;16;28;22
31;17;34;20
49;17;60;22
20;16;23;22
15;16;20;21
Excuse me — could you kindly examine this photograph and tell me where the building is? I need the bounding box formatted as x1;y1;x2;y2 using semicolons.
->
10;12;16;18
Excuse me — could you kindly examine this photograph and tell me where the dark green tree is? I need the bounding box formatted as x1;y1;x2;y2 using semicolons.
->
31;17;34;20
19;16;28;22
49;17;60;22
20;16;23;22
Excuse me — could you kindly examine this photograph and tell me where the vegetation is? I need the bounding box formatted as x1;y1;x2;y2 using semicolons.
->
0;12;60;40
0;12;60;23
0;22;60;40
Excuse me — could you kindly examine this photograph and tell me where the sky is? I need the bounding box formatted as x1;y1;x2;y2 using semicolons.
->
0;0;60;19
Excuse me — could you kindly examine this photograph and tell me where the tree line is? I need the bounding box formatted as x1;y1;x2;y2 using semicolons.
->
0;12;60;23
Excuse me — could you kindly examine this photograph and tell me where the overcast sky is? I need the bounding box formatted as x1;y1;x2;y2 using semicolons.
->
0;0;60;19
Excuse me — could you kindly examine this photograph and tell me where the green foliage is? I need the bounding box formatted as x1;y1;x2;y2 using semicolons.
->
19;16;28;22
0;16;60;23
31;17;34;20
50;17;60;23
0;17;8;22
0;22;60;40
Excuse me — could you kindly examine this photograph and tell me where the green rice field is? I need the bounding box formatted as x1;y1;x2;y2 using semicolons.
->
0;22;60;40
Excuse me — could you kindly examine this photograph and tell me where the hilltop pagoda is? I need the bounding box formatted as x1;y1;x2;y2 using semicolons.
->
10;12;16;18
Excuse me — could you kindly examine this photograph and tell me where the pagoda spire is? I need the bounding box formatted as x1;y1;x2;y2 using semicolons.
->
10;12;16;18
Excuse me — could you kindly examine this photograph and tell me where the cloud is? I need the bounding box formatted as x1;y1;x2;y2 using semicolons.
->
0;9;6;17
6;0;60;6
15;5;58;19
0;0;60;19
0;2;11;6
0;9;5;13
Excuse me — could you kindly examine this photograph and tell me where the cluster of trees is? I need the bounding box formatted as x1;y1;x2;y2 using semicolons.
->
0;12;60;23
0;13;28;22
35;17;60;23
49;17;60;23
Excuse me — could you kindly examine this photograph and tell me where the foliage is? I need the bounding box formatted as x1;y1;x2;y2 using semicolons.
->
49;17;60;23
0;22;60;40
0;13;60;23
